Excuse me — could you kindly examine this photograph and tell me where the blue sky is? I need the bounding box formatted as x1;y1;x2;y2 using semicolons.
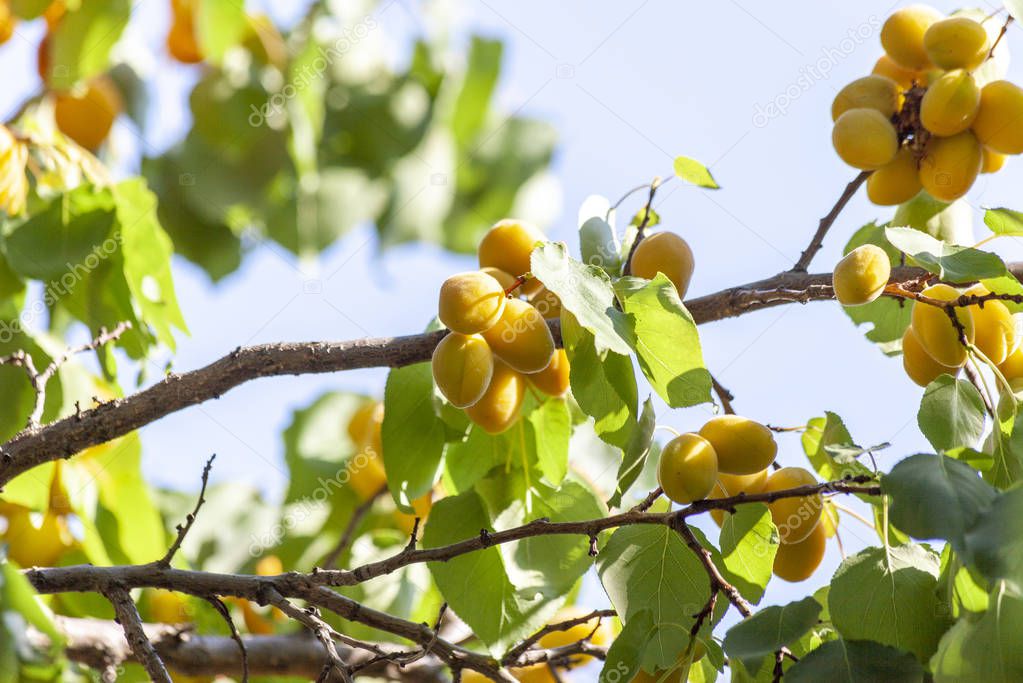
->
2;0;1021;660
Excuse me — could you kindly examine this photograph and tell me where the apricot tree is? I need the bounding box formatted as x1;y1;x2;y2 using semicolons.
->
2;2;1023;683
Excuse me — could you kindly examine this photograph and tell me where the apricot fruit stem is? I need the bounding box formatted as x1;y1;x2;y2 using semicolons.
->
987;15;1013;60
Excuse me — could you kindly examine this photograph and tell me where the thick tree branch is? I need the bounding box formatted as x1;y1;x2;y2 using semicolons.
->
104;586;172;683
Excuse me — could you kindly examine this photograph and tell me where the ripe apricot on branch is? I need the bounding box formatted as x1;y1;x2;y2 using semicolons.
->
832;109;898;170
918;131;982;201
0;3;15;45
465;360;525;434
772;521;827;582
167;0;203;64
910;283;976;367
881;5;943;70
920;70;980;136
54;77;123;151
480;266;518;292
902;327;958;387
832;244;891;306
831;75;902;121
718;469;769;497
527;348;570;397
148;590;190;624
629;231;695;299
536;607;611;666
478;219;545;295
480;298;555;374
982;148;1007;174
763;467;822;544
438;271;507;335
346;402;388;500
867;148;922;206
698;415;777;475
972;80;1023;155
396;492;433;534
431;333;494;409
2;507;73;567
965;284;1019;365
923;16;989;70
872;55;925;90
657;433;718;504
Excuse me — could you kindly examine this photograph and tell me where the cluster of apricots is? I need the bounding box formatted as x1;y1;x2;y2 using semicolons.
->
0;462;76;568
345;400;433;532
831;6;1021;204
834;244;1022;387
656;415;829;582
431;220;570;434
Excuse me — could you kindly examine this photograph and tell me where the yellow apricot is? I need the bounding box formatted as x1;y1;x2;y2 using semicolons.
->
3;508;72;567
708;481;728;527
630;231;695;299
718;469;769;497
832;244;891;306
902;327;958;387
772;521;827;582
918;131;982;201
478;219;546;294
920;70;980;136
395;492;433;534
657;433;718;505
438;271;507;335
167;11;202;64
972;80;1023;154
832;109;898;170
149;590;190;624
527;348;570;397
867;148;922;206
514;666;557;683
480;298;555;374
346;401;379;444
881;5;944;70
763;467;822;544
831;75;902;121
982;147;1007;174
911;283;975;367
537;607;611;666
465;360;525;434
872;55;926;90
347;402;387;500
999;346;1023;382
54;76;123;151
0;3;15;45
431;333;494;409
240;600;275;635
529;284;563;320
255;555;283;576
698;415;777;475
923;16;989;70
480;266;519;292
965;284;1019;365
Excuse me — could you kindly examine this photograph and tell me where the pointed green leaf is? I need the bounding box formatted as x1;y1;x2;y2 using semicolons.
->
719;503;779;604
722;596;821;675
673;156;719;189
918;377;986;452
885;227;1007;282
787;639;924;683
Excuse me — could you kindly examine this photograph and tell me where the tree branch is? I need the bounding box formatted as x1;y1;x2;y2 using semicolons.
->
159;454;215;568
791;171;869;272
103;586;172;683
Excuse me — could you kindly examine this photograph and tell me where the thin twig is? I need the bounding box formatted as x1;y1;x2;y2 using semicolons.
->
711;374;736;414
159;454;215;568
501;609;616;666
265;589;351;682
204;595;249;683
988;16;1013;59
791;171;869;272
319;484;387;569
673;519;752;617
104;586;172;683
622;177;662;276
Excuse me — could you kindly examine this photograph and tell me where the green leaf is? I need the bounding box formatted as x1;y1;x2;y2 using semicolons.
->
893;195;974;244
615;275;712;408
561;313;638;450
608;397;656;508
599;609;655;683
719;503;779;604
931;581;1023;682
918;377;986;452
722;596;821;675
579;216;621;274
985;411;1023;488
383;362;447;509
829;544;950;661
3;185;116;281
629;206;661;229
984;207;1023;237
451;37;502;148
530;242;632;355
115;179;188;350
527;398;571;486
801;412;872;483
962;485;1023;590
423;490;554;654
48;0;131;88
195;0;249;63
883;453;997;553
597;525;710;671
885;227;1007;282
0;558;63;676
673;156;719;189
787;639;924;683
